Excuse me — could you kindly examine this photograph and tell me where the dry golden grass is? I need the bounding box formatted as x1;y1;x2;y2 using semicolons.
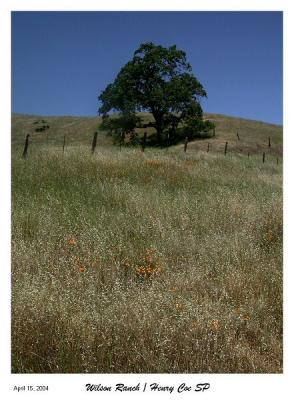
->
12;112;282;156
11;144;282;373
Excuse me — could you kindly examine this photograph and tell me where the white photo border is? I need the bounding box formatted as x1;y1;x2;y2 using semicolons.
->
1;1;292;399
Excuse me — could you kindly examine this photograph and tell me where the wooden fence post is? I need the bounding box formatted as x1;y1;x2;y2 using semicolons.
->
268;137;271;148
166;132;170;149
263;152;265;163
91;131;98;154
62;135;66;155
247;152;250;158
142;132;147;152
207;143;210;153
237;132;240;140
119;132;124;151
224;141;228;155
22;134;30;159
184;137;188;153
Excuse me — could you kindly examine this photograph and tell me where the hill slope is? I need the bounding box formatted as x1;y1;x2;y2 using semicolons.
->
12;112;282;156
11;112;282;373
12;142;282;373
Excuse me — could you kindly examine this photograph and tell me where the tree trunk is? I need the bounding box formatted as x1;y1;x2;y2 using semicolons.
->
153;112;164;148
156;127;163;148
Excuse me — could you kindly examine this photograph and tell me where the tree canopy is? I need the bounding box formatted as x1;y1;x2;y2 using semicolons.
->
98;42;213;146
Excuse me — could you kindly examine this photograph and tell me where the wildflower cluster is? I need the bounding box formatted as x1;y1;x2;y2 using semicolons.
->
67;237;86;272
68;237;77;246
136;248;164;278
145;159;162;167
211;319;220;332
266;230;273;242
75;256;86;273
184;159;197;166
234;308;251;321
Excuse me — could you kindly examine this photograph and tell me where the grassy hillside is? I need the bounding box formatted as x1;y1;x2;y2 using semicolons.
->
12;112;282;157
11;113;112;148
11;113;283;373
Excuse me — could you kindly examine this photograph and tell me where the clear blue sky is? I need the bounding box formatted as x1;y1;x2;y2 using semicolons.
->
12;11;283;124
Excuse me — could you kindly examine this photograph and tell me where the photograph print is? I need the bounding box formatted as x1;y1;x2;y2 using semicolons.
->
11;11;282;373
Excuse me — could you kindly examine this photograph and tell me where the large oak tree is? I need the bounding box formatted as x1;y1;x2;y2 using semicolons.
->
98;42;210;146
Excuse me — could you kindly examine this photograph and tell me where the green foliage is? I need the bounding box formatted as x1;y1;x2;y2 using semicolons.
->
100;113;142;145
98;42;210;146
34;119;50;133
179;119;216;140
